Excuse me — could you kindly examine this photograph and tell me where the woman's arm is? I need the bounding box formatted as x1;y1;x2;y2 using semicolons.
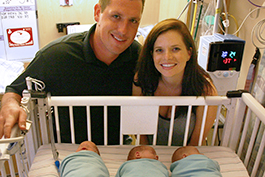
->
188;83;218;146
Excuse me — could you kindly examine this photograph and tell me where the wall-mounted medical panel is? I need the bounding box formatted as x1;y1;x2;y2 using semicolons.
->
0;0;39;62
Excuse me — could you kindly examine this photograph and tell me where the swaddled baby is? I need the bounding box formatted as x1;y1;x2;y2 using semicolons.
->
170;146;222;177
115;145;169;177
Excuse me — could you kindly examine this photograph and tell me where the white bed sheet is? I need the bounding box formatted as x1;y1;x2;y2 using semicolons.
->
28;144;249;177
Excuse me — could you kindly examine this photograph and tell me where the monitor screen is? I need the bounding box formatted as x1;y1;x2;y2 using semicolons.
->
207;42;245;71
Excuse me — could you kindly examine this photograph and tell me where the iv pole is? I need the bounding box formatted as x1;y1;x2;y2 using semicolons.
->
213;0;223;34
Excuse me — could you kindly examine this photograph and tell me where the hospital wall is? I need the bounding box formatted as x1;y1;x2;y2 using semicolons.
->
227;0;264;89
36;0;161;48
36;0;264;90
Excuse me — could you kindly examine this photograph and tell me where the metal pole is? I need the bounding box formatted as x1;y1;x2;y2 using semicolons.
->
213;0;223;34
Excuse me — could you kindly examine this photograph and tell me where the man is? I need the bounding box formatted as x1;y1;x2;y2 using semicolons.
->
0;0;145;145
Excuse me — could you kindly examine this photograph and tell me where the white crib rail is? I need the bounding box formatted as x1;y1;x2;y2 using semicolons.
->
1;92;265;176
48;95;231;146
230;93;265;177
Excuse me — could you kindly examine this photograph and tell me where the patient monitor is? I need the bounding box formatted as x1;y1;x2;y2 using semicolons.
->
198;33;245;95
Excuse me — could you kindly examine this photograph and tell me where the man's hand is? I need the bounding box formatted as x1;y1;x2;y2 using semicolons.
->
0;93;27;138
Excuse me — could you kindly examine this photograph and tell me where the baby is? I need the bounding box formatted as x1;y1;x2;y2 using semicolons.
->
127;145;158;160
170;146;222;177
115;145;169;177
60;141;109;177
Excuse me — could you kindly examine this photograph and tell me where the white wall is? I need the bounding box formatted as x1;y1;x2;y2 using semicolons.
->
158;0;189;22
36;0;160;48
228;0;264;89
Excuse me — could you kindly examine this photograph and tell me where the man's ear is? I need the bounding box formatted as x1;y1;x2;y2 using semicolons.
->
155;155;159;160
94;3;101;22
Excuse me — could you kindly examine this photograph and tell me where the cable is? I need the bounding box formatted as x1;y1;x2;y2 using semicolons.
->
19;141;29;177
218;15;226;35
247;0;265;8
244;48;261;92
47;93;61;175
227;14;239;36
32;78;45;91
251;19;265;49
194;1;203;40
218;22;226;35
190;1;198;36
177;0;192;19
232;7;261;35
222;0;229;34
221;13;239;36
26;76;45;91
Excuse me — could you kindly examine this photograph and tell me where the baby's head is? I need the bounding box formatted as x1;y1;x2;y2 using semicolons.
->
127;146;158;161
76;141;100;155
172;146;200;163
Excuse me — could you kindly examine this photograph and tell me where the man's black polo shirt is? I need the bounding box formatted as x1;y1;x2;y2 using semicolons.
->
6;24;141;145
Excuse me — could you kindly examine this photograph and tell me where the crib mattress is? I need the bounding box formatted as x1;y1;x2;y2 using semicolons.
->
28;144;249;177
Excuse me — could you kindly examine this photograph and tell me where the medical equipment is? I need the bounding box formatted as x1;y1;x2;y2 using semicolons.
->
198;33;245;95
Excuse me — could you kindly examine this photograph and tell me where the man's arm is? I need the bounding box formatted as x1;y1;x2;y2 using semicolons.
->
0;92;27;138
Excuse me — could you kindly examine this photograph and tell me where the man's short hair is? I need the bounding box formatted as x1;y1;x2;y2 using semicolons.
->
99;0;145;12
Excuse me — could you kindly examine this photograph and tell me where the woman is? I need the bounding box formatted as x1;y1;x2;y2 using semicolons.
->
133;18;217;146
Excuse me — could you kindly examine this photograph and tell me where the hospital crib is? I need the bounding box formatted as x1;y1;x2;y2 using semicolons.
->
0;89;265;177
